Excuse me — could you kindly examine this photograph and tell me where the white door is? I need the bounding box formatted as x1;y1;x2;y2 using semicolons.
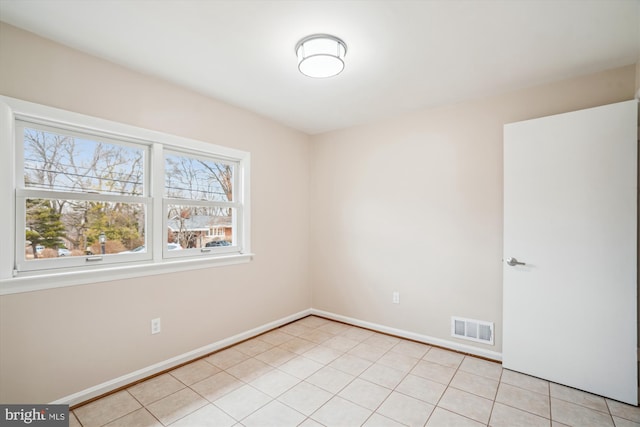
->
503;100;637;405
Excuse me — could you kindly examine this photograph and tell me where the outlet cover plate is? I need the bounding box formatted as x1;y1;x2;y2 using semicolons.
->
151;318;161;334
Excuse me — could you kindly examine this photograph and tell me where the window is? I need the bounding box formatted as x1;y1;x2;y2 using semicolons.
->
17;122;150;272
0;96;251;294
164;151;240;257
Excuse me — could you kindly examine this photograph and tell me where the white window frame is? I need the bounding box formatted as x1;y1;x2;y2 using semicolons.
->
15;120;154;272
162;148;241;259
0;96;252;295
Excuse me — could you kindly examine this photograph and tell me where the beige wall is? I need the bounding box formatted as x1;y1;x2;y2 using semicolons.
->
309;64;637;354
0;21;637;404
0;23;312;403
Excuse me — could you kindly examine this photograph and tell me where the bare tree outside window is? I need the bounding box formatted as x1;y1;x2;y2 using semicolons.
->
5;98;249;281
165;154;234;249
23;128;145;259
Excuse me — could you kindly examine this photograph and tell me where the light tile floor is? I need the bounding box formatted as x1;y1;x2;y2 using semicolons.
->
70;316;640;427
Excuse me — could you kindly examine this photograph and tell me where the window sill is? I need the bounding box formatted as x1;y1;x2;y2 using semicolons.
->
0;253;254;295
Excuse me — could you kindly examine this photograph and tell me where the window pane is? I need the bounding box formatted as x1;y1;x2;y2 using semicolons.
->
165;153;233;201
23;127;145;196
24;198;146;259
167;205;233;249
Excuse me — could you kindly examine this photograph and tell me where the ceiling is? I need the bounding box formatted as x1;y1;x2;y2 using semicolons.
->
0;0;638;135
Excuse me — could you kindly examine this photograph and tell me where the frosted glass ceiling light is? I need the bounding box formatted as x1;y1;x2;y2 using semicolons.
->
296;34;347;78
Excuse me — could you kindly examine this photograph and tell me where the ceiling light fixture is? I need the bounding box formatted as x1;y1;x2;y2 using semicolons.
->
295;34;347;78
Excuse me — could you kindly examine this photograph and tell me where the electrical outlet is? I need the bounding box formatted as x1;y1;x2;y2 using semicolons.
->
151;318;161;334
392;291;400;304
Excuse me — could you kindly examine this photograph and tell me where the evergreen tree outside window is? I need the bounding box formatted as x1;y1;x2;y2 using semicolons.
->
25;199;66;258
16;122;150;271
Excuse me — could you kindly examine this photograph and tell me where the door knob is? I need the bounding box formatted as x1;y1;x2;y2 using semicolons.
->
506;257;526;266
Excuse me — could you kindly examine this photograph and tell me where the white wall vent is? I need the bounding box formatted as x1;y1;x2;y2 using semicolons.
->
451;317;494;345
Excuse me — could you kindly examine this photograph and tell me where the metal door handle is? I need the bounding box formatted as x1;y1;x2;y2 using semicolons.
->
506;257;526;266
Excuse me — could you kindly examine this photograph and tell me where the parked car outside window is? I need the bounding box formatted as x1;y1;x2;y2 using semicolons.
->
57;248;71;256
205;241;231;247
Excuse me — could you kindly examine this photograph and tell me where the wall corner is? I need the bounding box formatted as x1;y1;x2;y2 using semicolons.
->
635;62;640;99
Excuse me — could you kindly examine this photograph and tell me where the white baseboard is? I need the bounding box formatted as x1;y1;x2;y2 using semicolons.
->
52;309;312;406
53;307;502;406
311;309;503;362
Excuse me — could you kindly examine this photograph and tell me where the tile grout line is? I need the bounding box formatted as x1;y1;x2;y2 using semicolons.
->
493;374;554;424
227;323;345;426
74;317;638;427
447;359;496;426
547;379;552;424
423;350;464;426
294;328;416;425
605;398;640;424
212;338;298;425
355;340;421;426
602;398;617;427
275;379;330;426
305;334;380;426
166;344;271;425
394;346;445;426
278;326;347;425
485;365;505;427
